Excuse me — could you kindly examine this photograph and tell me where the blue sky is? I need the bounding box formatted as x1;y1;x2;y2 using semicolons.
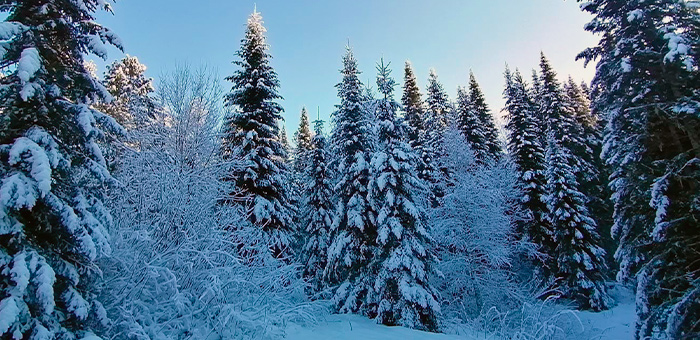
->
94;0;598;139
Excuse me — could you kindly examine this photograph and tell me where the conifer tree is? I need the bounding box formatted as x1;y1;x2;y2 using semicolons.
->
293;106;314;174
543;136;610;311
279;124;291;161
325;47;376;313
563;77;615;266
221;10;294;256
456;72;501;163
502;67;548;246
0;1;121;338
366;60;440;331
421;69;451;203
578;0;700;337
301;119;333;296
98;55;157;129
538;53;609;287
401;61;425;148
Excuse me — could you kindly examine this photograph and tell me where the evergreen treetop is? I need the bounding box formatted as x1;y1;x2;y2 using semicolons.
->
221;9;294;255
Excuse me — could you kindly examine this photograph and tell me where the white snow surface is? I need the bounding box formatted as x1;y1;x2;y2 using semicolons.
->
284;287;636;339
574;285;636;340
285;314;479;340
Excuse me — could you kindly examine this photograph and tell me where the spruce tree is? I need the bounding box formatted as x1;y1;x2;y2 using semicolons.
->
98;55;157;129
325;47;376;313
401;61;425;149
563;77;615;268
456;72;501;163
279;124;291;161
293;106;314;174
543;136;610;311
421;69;451;203
366;60;440;331
538;53;609;288
578;0;700;337
221;10;294;257
502;67;548;248
0;1;121;338
300;119;333;296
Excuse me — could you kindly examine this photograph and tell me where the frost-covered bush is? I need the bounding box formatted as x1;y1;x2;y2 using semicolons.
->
431;127;525;323
99;66;319;340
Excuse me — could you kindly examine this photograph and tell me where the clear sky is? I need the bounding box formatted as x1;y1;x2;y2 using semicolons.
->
94;0;599;140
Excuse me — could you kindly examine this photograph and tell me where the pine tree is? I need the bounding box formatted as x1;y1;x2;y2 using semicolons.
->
421;69;451;203
98;55;157;129
578;0;700;337
221;10;294;257
0;1;121;338
401;61;424;149
300;119;334;296
502;67;549;248
543;136;610;311
456;72;501;163
366;60;440;331
325;47;376;313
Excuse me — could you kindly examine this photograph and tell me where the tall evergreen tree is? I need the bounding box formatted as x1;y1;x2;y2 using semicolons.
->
279;124;291;161
98;55;157;130
421;69;451;203
325;47;376;313
0;1;121;338
543;136;610;311
502;67;548;248
300;119;334;296
366;60;440;331
401;61;424;149
456;72;501;163
578;0;700;337
293;106;314;174
538;53;609;289
563;77;615;268
221;10;294;256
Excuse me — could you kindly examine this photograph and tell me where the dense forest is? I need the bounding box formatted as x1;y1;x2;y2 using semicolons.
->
0;1;698;339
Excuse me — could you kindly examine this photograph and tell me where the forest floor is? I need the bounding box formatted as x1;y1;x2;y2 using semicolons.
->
284;286;635;340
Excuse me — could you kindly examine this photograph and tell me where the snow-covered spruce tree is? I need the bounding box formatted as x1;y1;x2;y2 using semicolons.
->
293;106;314;175
534;54;595;279
502;67;548;249
97;55;157;130
538;53;590;165
563;77;615;267
325;47;376;313
221;10;295;257
279;124;291;162
366;60;440;331
421;69;451;204
96;55;158;171
401;61;425;149
543;135;610;311
0;1;121;338
300;119;334;297
456;72;501;163
578;0;700;337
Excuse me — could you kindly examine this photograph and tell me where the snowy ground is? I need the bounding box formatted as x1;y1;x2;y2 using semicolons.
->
285;287;636;340
285;314;480;340
572;285;636;340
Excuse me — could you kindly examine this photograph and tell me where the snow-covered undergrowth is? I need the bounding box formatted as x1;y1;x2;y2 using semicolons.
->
98;67;322;340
